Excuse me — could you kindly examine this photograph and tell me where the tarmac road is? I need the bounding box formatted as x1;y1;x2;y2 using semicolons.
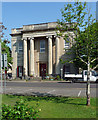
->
0;80;97;97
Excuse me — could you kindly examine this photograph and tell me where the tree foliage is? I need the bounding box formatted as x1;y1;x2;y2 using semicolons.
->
57;2;97;71
0;22;12;68
57;1;97;106
74;22;98;70
1;41;12;67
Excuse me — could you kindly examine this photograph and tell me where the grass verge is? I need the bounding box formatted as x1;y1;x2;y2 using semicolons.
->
2;94;97;118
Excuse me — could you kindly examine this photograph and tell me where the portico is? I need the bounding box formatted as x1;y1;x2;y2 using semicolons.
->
23;35;60;77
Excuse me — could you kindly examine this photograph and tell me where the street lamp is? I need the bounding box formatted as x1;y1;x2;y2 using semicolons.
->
60;68;63;79
0;22;3;93
0;22;9;93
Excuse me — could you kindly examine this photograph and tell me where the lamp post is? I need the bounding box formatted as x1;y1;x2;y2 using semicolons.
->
3;53;7;93
0;22;8;94
60;68;63;80
0;42;3;93
0;22;3;93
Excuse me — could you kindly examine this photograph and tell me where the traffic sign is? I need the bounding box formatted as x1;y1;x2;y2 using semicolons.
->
4;53;7;67
2;53;7;67
0;42;1;68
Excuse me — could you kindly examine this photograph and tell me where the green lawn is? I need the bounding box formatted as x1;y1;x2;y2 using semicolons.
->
1;94;97;118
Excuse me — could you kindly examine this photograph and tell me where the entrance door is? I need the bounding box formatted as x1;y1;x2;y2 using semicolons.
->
40;63;46;77
18;66;23;78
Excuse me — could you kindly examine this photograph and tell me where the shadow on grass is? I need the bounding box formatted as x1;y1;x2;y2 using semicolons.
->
27;92;86;106
3;94;18;98
67;102;86;106
4;93;86;106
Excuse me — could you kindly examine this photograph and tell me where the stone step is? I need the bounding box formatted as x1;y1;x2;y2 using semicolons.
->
28;77;42;81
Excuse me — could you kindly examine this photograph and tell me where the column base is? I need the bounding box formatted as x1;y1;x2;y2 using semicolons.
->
24;75;28;80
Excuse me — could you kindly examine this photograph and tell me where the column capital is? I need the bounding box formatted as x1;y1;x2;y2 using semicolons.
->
28;37;34;40
46;35;52;39
22;37;27;40
54;35;61;38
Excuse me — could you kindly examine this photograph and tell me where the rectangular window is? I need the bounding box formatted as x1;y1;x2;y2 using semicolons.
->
40;40;45;53
64;38;70;49
18;41;23;52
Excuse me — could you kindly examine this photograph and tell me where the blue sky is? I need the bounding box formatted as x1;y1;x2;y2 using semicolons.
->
2;2;96;48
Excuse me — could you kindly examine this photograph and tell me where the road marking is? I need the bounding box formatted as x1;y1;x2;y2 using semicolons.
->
17;89;33;93
24;89;33;92
17;92;21;93
78;90;81;97
47;89;56;94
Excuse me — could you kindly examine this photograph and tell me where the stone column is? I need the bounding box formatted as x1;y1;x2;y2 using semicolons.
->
30;38;34;76
47;36;52;75
55;36;60;74
23;38;28;76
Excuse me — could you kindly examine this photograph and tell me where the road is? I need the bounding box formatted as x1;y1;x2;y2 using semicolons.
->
0;81;97;97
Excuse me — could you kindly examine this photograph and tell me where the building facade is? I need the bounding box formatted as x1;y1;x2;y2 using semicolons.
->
11;22;77;79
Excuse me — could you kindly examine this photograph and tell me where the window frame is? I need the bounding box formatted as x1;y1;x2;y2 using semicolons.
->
40;40;45;53
18;41;23;53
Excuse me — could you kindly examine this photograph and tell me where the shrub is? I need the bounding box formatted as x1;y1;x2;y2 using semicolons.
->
30;74;34;77
56;75;61;80
2;99;40;120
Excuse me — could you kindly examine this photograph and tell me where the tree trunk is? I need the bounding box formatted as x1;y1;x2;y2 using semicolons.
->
86;62;90;106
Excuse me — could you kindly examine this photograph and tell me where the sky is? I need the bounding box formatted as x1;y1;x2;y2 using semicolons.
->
1;2;97;48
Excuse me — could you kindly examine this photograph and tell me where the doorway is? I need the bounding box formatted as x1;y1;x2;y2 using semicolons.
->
40;63;47;77
17;66;23;78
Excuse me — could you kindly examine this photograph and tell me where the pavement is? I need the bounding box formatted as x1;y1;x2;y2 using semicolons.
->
0;80;97;97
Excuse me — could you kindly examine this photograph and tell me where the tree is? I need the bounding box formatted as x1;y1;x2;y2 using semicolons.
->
1;41;12;68
74;22;98;71
57;2;97;106
0;22;12;69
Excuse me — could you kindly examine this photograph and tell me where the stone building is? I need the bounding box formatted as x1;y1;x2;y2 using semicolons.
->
11;22;77;79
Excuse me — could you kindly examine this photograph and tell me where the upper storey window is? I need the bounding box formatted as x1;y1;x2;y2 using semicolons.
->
64;38;70;49
40;40;45;53
18;41;23;53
